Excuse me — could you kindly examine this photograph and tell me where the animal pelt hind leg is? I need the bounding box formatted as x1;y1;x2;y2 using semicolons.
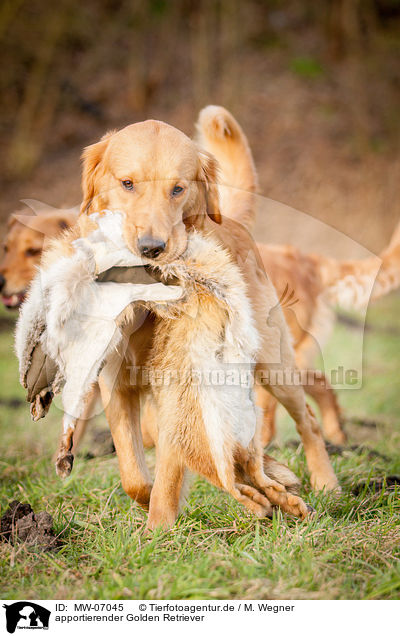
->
54;386;100;478
140;396;301;519
145;396;281;526
71;385;101;453
55;413;75;478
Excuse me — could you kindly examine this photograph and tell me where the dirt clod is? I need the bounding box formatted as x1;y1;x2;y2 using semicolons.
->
0;500;59;551
352;475;400;496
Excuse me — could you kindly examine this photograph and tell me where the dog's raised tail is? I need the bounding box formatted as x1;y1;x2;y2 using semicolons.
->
373;218;400;300
321;218;400;310
195;105;258;231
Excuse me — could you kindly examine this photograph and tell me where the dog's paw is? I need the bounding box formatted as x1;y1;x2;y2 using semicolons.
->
311;472;341;494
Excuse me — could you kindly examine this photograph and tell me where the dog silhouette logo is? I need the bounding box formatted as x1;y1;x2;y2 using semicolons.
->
3;602;50;633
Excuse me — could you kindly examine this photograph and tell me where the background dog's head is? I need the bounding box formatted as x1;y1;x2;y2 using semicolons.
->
80;120;221;263
0;209;77;308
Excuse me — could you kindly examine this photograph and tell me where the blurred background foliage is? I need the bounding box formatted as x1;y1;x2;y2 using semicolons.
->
0;0;399;250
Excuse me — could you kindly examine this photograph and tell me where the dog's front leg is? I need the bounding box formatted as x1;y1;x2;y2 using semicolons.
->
255;288;339;492
99;373;152;510
146;431;185;531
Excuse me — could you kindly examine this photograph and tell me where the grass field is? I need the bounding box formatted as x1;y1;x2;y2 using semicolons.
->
0;296;399;601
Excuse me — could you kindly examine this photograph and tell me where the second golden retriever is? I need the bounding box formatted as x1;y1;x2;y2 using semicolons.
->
0;208;77;309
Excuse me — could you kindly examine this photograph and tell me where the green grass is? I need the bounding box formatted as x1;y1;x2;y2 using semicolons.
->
0;297;399;600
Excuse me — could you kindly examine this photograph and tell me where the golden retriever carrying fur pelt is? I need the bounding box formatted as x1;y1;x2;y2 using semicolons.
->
6;108;400;480
33;114;341;530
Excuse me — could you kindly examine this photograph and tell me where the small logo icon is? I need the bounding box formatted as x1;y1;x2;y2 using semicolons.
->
3;602;50;633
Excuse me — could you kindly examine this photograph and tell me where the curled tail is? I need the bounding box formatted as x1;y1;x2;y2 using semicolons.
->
320;219;400;310
375;219;400;299
195;105;258;231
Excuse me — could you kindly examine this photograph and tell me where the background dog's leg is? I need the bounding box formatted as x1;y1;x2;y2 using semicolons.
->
304;373;346;445
140;395;158;448
262;381;339;492
146;433;185;531
256;386;278;446
71;384;100;453
99;375;152;510
256;372;346;447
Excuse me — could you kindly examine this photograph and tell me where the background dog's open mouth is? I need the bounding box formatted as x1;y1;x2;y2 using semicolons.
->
2;293;25;308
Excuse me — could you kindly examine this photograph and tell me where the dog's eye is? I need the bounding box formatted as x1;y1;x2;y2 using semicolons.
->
3;245;8;253
121;179;134;191
172;185;184;197
25;248;41;257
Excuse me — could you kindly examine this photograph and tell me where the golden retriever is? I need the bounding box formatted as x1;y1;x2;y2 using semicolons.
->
41;115;339;529
0;208;77;309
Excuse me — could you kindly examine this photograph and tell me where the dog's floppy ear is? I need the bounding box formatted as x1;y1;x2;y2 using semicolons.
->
80;130;115;214
197;149;221;224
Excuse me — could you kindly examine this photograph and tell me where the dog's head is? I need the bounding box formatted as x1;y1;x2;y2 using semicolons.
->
80;120;221;263
0;210;76;308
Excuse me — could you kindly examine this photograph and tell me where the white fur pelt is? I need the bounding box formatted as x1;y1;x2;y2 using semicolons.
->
16;212;183;421
16;210;260;455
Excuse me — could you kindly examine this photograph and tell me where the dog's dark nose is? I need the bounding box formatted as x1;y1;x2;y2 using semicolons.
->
137;237;166;259
0;274;5;292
